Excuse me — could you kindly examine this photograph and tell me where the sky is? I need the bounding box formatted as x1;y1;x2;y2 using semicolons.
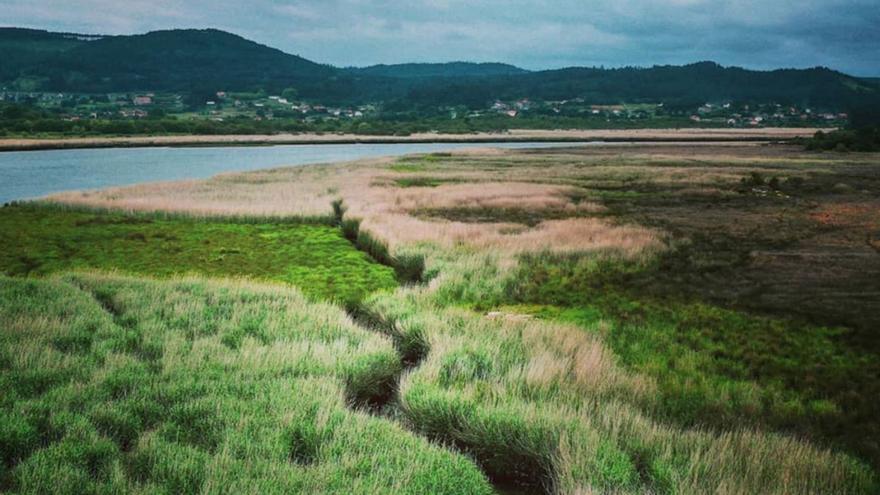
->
2;0;879;76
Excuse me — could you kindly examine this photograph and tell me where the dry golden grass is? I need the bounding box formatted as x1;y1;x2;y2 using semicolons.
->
48;150;667;256
45;144;878;257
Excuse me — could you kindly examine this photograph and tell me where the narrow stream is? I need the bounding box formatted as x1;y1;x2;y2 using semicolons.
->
345;304;552;495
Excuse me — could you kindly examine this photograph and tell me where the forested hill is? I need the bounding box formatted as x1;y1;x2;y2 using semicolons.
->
0;28;95;82
0;28;338;96
1;27;877;110
401;62;878;108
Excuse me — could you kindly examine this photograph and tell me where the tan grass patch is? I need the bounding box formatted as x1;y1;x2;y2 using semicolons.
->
48;151;662;257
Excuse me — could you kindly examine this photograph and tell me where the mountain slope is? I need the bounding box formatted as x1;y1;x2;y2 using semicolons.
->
2;28;337;94
0;28;95;84
402;62;878;108
1;28;876;110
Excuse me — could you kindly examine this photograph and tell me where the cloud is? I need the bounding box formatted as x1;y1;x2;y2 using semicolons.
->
0;0;877;75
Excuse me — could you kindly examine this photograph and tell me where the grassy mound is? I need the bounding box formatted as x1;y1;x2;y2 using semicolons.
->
0;273;492;494
0;203;397;304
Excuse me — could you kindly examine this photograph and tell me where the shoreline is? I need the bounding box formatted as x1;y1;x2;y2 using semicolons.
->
0;127;826;152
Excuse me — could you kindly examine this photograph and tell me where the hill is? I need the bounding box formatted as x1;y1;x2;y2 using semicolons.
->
0;28;339;96
1;28;877;110
0;28;95;86
401;62;878;109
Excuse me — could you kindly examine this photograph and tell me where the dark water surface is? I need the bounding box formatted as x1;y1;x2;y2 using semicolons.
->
0;141;588;204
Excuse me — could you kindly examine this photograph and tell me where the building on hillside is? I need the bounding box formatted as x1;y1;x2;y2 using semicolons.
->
133;96;153;105
120;109;148;118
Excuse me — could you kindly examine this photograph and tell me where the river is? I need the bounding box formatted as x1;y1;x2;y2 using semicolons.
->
0;142;586;204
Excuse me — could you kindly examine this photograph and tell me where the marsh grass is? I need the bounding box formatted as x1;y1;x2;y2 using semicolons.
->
0;203;397;304
0;273;493;494
392;177;469;188
501;253;880;459
336;209;426;285
413;205;605;227
360;278;875;494
45;153;662;255
29;144;880;493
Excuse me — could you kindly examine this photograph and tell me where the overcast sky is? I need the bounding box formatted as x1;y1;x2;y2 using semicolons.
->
2;0;879;75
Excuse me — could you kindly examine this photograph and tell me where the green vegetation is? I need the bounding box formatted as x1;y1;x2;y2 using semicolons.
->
0;105;724;139
495;254;880;466
803;101;880;151
337;216;425;285
0;273;492;493
1;28;874;140
369;147;880;490
350;62;528;79
388;147;880;470
414;205;592;227
0;204;397;304
0;28;335;97
2;145;879;492
354;256;876;494
805;128;880;151
1;28;873;109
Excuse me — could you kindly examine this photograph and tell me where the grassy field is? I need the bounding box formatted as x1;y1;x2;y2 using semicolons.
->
0;204;397;304
3;143;879;493
0;273;491;493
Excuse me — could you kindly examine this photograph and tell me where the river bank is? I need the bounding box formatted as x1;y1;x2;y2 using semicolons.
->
0;127;828;151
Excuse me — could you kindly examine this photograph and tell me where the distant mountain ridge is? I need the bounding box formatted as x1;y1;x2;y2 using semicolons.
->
1;27;876;110
349;62;529;78
414;61;877;108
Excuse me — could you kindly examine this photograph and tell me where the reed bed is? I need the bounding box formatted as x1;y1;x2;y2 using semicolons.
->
48;151;667;256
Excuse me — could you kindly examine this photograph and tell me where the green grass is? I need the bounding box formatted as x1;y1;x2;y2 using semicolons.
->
387;155;447;173
339;216;425;285
414;206;596;227
0;204;397;304
492;252;880;470
0;273;493;494
358;272;876;494
3;147;879;493
393;177;466;188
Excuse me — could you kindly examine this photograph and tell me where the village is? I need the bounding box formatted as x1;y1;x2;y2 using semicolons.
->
478;98;849;127
0;89;850;129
